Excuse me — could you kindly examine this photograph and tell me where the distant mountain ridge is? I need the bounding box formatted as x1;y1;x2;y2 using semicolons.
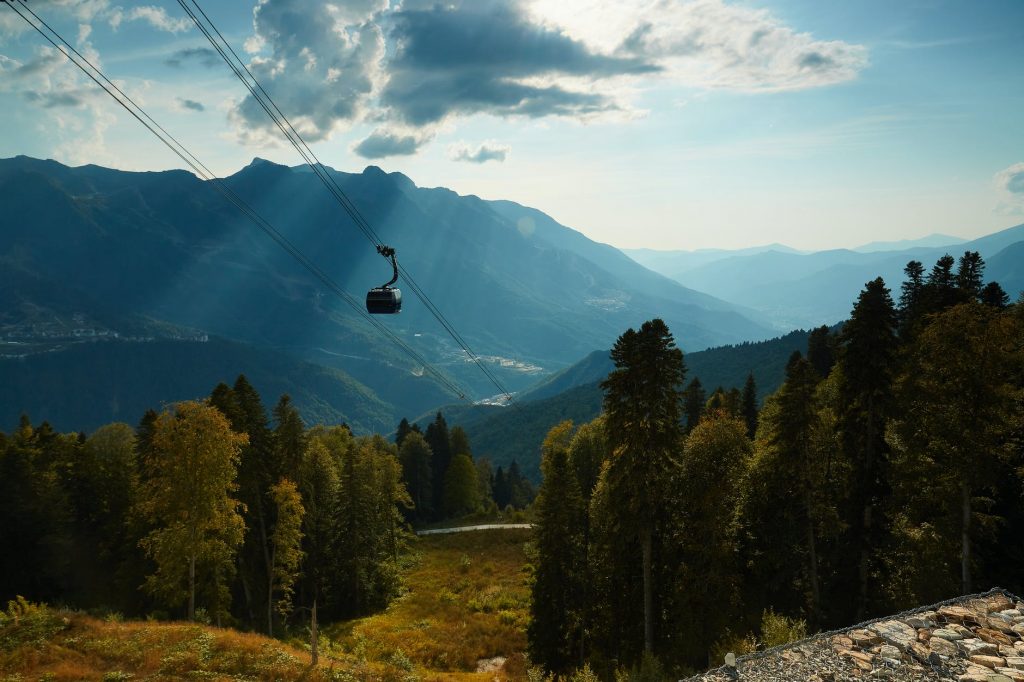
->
628;225;1024;328
0;155;774;432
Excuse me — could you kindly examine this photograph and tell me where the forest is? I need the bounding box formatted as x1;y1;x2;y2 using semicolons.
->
0;378;532;635
529;251;1024;676
1;250;1021;680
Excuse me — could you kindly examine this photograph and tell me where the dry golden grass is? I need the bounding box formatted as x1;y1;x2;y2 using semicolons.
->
325;528;532;681
0;529;533;682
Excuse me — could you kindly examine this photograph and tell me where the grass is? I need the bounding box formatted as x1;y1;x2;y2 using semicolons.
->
0;528;533;682
324;528;533;681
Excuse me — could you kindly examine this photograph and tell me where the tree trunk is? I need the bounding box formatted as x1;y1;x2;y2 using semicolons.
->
642;525;653;653
806;504;820;628
267;546;275;638
857;502;871;620
310;598;319;667
961;481;971;594
188;554;196;621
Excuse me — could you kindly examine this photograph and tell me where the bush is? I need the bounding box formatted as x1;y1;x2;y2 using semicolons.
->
759;608;807;649
0;597;68;652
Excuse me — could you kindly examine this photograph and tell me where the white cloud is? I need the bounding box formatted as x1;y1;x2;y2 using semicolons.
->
527;0;868;92
448;140;511;163
995;162;1024;214
229;0;387;143
109;6;193;33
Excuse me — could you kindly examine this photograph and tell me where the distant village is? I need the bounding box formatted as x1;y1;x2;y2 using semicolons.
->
0;313;208;359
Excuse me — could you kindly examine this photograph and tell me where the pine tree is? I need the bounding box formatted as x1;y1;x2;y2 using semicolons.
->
425;412;451;517
898;261;926;333
741;373;759;439
273;395;306;482
837;277;898;619
980;281;1010;309
601;318;686;652
924;254;958;313
807;325;836;378
136;401;246;621
683;378;706;433
395;418;413;448
398;431;433;520
955;250;985;301
493;466;511;509
529;421;586;673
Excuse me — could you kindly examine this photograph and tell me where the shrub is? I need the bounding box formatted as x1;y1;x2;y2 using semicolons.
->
759;608;807;649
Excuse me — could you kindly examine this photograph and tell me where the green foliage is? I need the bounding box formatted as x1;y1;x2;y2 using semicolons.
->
758;608;807;649
0;597;67;652
443;453;481;518
269;478;305;627
528;421;587;673
398;432;433;520
135;401;247;621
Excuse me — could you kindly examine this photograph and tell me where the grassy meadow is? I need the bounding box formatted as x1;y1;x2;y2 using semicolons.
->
0;528;533;681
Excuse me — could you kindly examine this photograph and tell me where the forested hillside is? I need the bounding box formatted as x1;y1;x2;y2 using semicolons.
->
528;250;1024;675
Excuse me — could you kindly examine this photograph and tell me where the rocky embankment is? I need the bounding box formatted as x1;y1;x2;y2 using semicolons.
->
689;590;1024;681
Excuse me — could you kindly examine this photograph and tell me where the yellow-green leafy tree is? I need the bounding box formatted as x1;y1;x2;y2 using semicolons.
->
136;401;247;621
268;477;304;636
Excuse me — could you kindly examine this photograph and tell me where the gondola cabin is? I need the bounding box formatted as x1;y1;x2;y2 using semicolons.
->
366;287;402;314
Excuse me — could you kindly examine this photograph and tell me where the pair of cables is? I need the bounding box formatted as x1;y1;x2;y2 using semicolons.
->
4;0;470;402
174;0;519;407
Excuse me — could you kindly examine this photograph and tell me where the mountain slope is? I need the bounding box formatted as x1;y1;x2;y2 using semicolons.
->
432;329;814;481
0;337;394;434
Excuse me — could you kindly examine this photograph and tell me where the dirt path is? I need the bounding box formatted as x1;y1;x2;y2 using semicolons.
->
415;523;532;536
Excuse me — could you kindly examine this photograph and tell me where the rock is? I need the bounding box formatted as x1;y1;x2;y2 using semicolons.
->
918;629;932;642
995;668;1024;682
971;654;1008;669
904;615;934;629
850;628;883;647
869;620;917;651
1002;645;1020;658
985;594;1015;613
981;627;1018;645
1008;657;1024;670
878;645;901;661
935;628;966;640
833;634;854;648
930;637;958;657
943;605;982;623
962;639;1000;656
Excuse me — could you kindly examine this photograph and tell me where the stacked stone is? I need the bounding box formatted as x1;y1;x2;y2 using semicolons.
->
686;592;1024;682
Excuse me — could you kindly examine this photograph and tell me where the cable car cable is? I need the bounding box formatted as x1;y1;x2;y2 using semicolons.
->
5;0;470;402
177;0;520;407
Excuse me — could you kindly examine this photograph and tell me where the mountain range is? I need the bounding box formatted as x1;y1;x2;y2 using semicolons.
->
625;228;1024;329
0;155;773;432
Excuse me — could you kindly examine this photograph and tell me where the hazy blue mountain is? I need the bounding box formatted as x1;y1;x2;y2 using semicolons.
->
987;241;1024;299
634;224;1024;328
0;155;774;431
423;328;814;481
852;233;966;253
624;243;805;276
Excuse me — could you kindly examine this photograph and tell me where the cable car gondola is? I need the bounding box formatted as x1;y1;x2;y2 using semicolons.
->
366;245;402;314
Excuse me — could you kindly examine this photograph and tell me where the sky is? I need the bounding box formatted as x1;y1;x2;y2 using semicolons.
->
1;0;1023;251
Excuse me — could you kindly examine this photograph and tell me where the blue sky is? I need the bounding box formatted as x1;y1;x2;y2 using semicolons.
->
1;0;1022;250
